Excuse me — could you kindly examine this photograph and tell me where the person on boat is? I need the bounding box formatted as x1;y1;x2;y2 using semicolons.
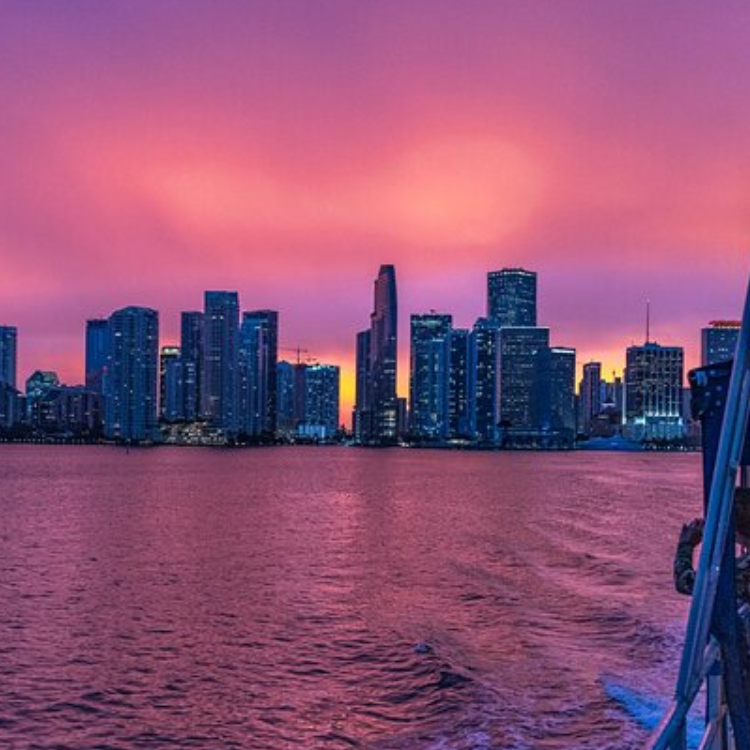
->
674;488;750;597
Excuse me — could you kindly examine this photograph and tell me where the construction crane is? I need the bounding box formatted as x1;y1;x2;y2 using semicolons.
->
279;347;317;365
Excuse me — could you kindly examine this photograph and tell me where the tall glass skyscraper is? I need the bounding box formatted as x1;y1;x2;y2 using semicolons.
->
239;310;278;437
357;265;398;444
487;268;537;327
448;328;471;439
159;346;182;421
497;326;550;431
469;317;500;443
104;306;159;441
579;361;602;435
85;319;109;393
409;313;452;440
353;329;371;441
202;292;240;435
547;347;576;441
0;325;18;388
180;311;204;420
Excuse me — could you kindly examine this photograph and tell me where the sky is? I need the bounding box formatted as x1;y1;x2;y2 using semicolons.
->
1;1;749;417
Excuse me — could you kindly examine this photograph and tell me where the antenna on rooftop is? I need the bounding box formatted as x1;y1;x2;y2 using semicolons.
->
646;299;651;344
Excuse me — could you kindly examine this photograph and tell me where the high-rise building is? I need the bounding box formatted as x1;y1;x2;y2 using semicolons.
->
487;268;537;327
497;326;550;432
469;317;500;443
300;364;340;439
180;311;204;420
104;306;159;441
159;346;183;422
701;321;741;366
409;313;452;440
358;265;398;444
276;361;299;437
202;292;240;435
85;319;109;393
239;310;278;438
353;329;372;441
449;328;471;439
624;342;684;441
547;347;576;441
0;325;18;388
579;362;602;435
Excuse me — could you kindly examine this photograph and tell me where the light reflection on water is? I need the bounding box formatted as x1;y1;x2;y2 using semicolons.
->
0;446;700;749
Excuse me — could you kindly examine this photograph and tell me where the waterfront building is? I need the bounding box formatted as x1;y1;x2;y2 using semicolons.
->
104;306;159;442
159;346;184;423
547;347;576;442
0;325;18;389
448;328;471;439
487;268;537;327
85;319;109;393
409;313;452;441
497;326;550;434
357;265;398;444
353;329;372;441
239;310;278;438
469;317;500;443
579;362;602;435
300;364;340;439
180;311;204;420
276;361;298;437
624;342;685;441
202;292;240;436
27;383;103;437
701;321;741;366
159;346;181;420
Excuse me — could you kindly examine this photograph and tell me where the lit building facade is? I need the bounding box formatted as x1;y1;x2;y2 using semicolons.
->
624;342;685;441
487;268;537;327
239;310;278;438
85;319;109;393
497;326;550;432
701;321;741;366
180;311;204;420
547;346;576;441
469;317;500;443
448;328;471;439
202;292;240;435
579;362;602;435
104;306;159;441
409;313;452;440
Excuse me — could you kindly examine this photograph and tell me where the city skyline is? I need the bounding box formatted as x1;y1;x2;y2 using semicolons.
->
2;2;750;417
0;264;744;427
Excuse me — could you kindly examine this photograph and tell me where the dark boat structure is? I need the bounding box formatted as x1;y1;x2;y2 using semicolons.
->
645;277;750;749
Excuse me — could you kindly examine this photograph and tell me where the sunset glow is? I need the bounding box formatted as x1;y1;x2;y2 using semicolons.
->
2;1;750;421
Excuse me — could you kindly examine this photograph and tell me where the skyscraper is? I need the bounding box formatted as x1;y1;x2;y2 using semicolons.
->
104;306;159;441
301;364;340;439
469;317;500;443
180;311;204;420
202;292;240;435
487;268;537;327
239;310;278;438
85;319;109;393
624;342;684;440
409;313;452;440
497;326;550;432
701;321;741;366
359;265;398;444
159;346;182;421
353;329;372;441
547;347;576;441
448;328;471;439
0;325;18;388
579;362;602;435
